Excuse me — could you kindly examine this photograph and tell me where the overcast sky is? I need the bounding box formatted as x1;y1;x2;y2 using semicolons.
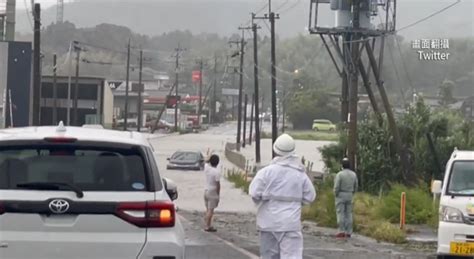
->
13;0;474;39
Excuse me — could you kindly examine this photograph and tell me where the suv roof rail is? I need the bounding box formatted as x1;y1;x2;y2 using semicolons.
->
452;147;459;159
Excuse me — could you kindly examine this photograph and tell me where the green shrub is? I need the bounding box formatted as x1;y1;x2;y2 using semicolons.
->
262;131;339;141
319;143;345;174
302;180;337;228
319;98;474;194
226;169;250;194
363;221;407;244
308;191;337;228
377;184;437;224
303;184;408;243
353;193;379;232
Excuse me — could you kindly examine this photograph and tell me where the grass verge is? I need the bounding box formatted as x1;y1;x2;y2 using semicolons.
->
261;130;338;141
226;168;250;194
227;168;433;244
303;187;407;243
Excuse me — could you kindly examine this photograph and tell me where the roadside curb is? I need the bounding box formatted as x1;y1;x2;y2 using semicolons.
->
405;236;437;245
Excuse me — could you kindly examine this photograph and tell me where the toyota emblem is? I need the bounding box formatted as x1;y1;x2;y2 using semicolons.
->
48;199;70;214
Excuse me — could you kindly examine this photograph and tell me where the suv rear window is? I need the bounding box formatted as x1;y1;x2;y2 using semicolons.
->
0;144;149;192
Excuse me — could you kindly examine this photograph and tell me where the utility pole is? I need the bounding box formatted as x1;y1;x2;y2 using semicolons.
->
255;1;280;158
252;15;262;163
57;0;64;23
347;0;361;170
151;82;177;133
67;42;73;126
282;87;286;133
231;30;246;151
249;93;254;145
123;39;131;131
269;7;280;158
243;94;248;148
211;55;218;124
5;0;15;41
238;30;246;151
366;41;410;181
137;49;143;132
174;44;186;132
73;44;81;126
341;35;350;123
32;3;41;126
52;54;58;124
232;71;236;120
197;58;204;126
309;0;401;174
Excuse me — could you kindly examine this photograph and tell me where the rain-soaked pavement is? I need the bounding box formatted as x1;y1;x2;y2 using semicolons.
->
148;125;436;259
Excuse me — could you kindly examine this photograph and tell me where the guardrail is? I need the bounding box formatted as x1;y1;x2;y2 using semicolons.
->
224;142;247;170
225;141;324;181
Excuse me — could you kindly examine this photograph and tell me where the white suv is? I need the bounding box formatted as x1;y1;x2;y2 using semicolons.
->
0;122;185;259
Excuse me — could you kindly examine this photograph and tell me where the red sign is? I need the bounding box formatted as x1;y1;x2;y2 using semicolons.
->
192;70;201;83
166;95;181;108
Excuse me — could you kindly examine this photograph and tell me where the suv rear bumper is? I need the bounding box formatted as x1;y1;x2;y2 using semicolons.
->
139;243;184;259
139;227;185;259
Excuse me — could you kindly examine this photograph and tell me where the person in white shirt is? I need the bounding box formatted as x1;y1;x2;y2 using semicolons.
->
204;154;221;232
249;134;316;259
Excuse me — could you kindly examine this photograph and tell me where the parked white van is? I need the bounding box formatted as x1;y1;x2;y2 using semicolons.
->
432;148;474;259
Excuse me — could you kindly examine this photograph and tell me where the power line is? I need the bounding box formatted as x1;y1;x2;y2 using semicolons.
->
262;20;271;32
23;0;33;30
243;2;269;26
393;35;415;95
75;40;141;58
340;0;461;44
275;0;290;12
386;40;408;107
275;41;325;75
397;0;461;32
279;0;301;15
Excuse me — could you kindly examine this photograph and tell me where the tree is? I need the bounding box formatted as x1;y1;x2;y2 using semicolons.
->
438;79;456;106
286;87;339;130
320;98;474;194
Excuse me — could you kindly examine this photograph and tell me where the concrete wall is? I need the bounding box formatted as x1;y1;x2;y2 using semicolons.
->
114;96;139;117
0;42;32;128
40;76;107;126
0;42;8;127
7;42;32;127
103;83;114;127
224;142;247;170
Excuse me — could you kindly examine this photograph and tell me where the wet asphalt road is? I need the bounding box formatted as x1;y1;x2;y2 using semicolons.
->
148;124;437;259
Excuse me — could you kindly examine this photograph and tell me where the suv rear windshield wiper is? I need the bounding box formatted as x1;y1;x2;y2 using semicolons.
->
17;182;84;198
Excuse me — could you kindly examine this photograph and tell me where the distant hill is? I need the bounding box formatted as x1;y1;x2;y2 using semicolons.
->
15;0;473;39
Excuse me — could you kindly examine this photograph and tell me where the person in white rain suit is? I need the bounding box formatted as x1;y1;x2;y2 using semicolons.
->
249;134;316;259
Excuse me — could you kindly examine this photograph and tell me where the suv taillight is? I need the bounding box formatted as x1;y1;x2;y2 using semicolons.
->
115;201;175;228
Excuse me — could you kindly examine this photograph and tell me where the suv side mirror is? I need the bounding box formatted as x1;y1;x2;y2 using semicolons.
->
163;178;178;201
432;180;443;194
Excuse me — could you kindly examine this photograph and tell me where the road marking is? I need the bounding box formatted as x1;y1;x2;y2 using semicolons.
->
178;215;260;259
